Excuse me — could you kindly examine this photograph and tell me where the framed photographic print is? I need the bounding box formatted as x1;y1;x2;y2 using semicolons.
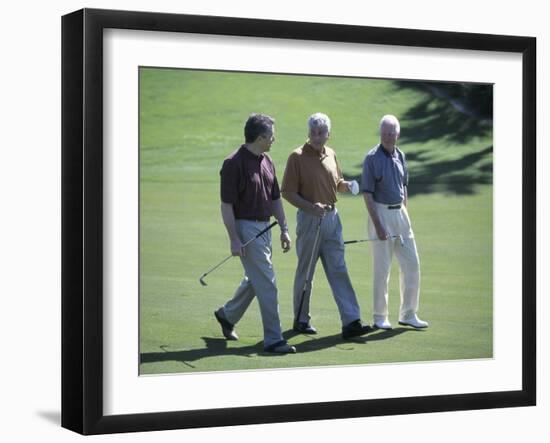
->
61;8;536;435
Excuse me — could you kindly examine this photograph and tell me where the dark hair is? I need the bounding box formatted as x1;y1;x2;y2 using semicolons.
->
244;114;275;143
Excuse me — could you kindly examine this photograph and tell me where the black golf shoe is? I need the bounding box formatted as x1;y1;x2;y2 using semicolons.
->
342;319;373;339
293;321;317;334
214;308;239;340
264;340;297;354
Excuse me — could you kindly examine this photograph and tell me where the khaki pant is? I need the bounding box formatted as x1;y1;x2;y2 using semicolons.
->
222;220;284;348
368;202;420;322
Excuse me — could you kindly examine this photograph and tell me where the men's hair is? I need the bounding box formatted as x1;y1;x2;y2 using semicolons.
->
244;113;275;143
308;112;331;132
379;114;400;134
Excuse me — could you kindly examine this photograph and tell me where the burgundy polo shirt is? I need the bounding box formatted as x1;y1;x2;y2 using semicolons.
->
220;145;281;221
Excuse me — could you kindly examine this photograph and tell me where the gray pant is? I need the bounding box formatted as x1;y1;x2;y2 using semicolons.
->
293;209;361;326
222;220;284;348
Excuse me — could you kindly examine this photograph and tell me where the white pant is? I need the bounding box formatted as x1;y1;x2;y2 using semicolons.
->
368;202;420;321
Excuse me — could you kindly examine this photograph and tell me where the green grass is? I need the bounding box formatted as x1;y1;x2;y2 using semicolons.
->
139;68;493;374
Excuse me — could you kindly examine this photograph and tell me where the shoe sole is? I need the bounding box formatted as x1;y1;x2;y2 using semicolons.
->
265;347;297;354
292;328;317;335
373;324;393;330
398;321;428;329
214;310;239;340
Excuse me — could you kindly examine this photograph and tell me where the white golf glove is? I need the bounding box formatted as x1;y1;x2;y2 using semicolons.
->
348;180;359;195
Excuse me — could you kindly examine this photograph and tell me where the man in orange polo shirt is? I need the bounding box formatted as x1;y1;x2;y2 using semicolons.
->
281;112;371;339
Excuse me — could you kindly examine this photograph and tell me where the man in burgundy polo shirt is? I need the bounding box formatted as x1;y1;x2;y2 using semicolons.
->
214;114;296;354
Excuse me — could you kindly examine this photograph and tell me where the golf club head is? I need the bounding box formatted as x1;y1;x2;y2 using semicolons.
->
199;275;208;286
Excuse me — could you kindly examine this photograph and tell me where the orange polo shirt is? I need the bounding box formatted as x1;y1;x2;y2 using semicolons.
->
281;142;344;205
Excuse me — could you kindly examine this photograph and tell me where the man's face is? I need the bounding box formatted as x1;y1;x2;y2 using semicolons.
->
308;125;330;150
259;127;275;152
380;123;399;149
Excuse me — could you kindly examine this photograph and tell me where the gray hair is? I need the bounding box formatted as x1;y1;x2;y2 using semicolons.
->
379;114;400;133
308;112;331;132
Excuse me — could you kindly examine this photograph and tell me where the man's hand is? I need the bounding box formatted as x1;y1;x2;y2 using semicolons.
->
375;224;389;241
280;232;292;252
230;238;245;256
347;180;359;195
309;202;327;218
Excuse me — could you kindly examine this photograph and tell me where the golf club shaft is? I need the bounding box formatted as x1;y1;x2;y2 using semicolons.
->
199;221;278;285
295;217;323;322
344;235;402;245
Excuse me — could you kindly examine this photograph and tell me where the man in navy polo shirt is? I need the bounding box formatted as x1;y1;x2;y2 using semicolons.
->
361;115;429;330
214;114;296;354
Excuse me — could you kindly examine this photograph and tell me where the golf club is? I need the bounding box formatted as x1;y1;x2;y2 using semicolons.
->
344;234;404;246
199;221;278;286
295;216;323;323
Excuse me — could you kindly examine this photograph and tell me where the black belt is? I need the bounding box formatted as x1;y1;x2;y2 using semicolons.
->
387;204;402;210
237;217;270;222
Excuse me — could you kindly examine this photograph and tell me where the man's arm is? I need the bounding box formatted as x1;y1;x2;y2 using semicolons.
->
335;154;353;194
282;191;327;218
220;202;244;256
403;186;408;207
337;181;351;193
281;152;326;218
363;193;388;240
272;198;291;252
337;180;359;194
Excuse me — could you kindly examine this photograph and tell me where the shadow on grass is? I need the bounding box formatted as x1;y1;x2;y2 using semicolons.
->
365;327;425;341
343;146;492;197
141;338;260;369
393;80;492;145
140;327;423;368
341;81;493;197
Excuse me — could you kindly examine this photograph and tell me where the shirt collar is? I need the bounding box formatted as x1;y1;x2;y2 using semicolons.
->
240;144;264;160
379;143;397;158
303;142;326;158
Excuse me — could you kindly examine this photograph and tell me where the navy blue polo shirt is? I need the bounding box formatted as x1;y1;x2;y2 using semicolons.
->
361;144;408;204
220;145;280;221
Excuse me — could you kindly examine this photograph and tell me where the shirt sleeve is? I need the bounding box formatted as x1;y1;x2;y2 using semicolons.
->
220;158;239;204
361;154;376;193
271;160;281;200
280;152;300;194
334;152;344;187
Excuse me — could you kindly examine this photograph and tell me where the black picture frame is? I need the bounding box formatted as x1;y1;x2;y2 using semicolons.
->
61;8;536;435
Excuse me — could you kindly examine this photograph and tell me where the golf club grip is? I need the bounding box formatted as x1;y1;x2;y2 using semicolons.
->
241;221;278;247
251;221;278;240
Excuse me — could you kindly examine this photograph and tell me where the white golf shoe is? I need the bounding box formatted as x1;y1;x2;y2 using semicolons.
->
398;313;429;329
373;316;392;330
